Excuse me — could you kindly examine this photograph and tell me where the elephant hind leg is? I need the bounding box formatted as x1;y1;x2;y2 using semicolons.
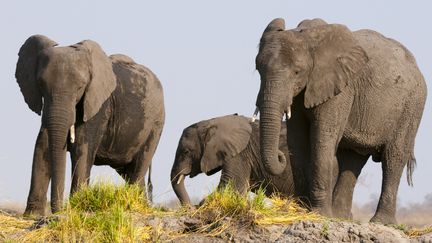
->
332;149;368;219
370;146;406;224
371;101;423;225
122;129;163;203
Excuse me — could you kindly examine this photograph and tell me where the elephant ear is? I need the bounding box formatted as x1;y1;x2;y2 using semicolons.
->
76;40;116;122
200;115;252;175
15;35;57;115
303;24;368;108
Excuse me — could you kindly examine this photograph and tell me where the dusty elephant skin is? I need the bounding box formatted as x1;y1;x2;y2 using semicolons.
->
170;114;314;205
15;35;165;216
254;18;427;224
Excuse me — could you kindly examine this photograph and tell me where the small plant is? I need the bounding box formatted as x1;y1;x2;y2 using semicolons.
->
320;220;330;238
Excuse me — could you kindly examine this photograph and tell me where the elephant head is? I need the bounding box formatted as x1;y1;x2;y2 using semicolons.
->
170;115;252;205
15;35;116;212
255;18;368;175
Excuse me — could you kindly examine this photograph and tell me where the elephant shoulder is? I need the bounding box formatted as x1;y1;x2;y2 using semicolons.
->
109;54;163;93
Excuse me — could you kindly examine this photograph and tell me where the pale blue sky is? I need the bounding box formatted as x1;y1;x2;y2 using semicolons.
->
0;1;430;208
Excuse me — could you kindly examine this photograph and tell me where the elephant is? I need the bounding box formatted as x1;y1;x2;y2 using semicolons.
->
15;35;165;216
170;114;311;205
254;18;427;224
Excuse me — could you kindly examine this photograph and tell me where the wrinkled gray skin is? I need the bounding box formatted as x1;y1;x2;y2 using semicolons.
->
170;114;313;205
16;35;165;216
255;18;427;224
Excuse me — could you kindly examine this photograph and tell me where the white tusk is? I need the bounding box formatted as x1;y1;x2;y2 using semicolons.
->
70;125;75;144
177;174;185;185
286;106;292;120
251;107;259;122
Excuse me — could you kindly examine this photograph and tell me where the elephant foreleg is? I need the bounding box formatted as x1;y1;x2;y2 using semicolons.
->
309;126;340;217
308;93;352;217
69;124;96;194
25;127;50;216
332;149;368;219
218;156;251;195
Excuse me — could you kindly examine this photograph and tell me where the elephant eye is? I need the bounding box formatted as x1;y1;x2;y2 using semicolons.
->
293;68;302;75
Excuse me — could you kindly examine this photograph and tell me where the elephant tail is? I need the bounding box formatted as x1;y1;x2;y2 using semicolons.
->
147;164;153;203
406;156;416;187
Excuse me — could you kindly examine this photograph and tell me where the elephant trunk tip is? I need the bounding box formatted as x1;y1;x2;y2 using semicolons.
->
263;150;287;175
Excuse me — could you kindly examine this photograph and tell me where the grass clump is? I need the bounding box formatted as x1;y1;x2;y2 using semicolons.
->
22;182;154;242
68;181;152;213
192;182;322;236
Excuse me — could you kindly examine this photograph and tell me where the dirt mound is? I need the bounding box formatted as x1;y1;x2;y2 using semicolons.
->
143;214;431;242
2;210;431;242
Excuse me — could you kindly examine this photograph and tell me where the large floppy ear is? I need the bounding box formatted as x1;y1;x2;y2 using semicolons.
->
303;24;368;108
75;40;116;122
15;35;57;115
200;115;252;175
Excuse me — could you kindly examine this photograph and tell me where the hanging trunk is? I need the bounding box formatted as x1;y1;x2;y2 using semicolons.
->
171;174;191;205
46;105;73;213
170;159;192;205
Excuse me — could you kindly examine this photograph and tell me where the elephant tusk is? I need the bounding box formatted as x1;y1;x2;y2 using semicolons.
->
177;174;185;185
70;125;75;144
251;107;259;122
286;106;292;120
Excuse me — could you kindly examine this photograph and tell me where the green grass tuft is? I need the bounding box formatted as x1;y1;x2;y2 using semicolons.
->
68;181;151;213
22;181;154;242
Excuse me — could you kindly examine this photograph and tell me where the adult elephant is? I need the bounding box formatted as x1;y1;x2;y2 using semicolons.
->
254;18;426;224
170;114;310;205
16;35;165;216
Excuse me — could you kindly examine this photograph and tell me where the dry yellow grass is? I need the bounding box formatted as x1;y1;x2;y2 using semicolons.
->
188;183;322;237
0;212;34;240
2;182;430;242
405;226;432;238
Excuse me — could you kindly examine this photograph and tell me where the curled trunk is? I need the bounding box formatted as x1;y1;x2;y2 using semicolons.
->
258;78;287;175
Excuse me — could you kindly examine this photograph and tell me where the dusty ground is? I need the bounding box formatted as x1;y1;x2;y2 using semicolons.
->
2;208;431;243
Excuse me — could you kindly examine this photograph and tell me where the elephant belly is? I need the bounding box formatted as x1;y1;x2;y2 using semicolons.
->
341;87;407;157
95;63;164;165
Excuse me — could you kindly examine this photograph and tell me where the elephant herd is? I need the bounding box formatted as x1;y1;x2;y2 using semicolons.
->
15;18;426;225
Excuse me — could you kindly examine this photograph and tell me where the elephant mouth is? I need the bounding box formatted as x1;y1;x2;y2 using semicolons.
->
205;166;222;176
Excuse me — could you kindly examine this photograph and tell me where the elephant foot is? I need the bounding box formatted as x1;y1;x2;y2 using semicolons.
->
332;209;352;220
370;213;397;225
23;202;47;218
23;207;46;218
312;205;333;218
332;201;352;219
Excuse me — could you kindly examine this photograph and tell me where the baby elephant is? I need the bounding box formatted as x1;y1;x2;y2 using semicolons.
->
170;114;309;205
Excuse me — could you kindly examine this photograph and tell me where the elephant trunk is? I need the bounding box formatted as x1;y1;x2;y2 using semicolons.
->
258;78;288;175
45;104;74;213
171;168;191;205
